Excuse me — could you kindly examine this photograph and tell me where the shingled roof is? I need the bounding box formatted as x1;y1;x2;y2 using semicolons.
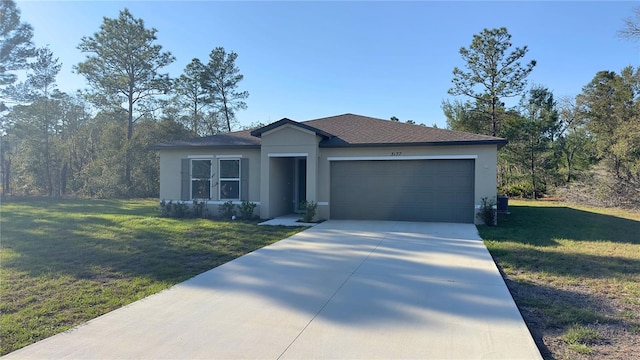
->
153;113;507;149
153;129;260;149
307;114;506;147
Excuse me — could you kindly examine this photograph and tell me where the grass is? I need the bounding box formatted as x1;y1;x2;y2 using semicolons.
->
0;198;305;356
563;324;600;345
3;198;639;358
479;200;640;359
563;325;600;355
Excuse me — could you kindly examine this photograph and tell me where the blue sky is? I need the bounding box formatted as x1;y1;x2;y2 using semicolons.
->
16;1;639;129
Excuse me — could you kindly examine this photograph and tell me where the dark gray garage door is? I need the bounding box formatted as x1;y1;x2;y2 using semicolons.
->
330;160;475;223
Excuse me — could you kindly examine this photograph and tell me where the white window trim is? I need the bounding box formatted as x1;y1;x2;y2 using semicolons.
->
216;154;243;158
327;155;478;161
219;158;241;201
190;158;213;200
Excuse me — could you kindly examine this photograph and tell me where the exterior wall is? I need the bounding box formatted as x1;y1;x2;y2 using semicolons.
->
258;125;321;219
316;145;499;224
158;148;261;217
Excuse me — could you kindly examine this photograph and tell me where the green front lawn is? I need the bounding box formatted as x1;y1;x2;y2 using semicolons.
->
480;200;640;360
0;198;304;355
3;198;638;358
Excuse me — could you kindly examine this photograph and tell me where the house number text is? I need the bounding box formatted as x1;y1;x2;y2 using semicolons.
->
390;152;402;156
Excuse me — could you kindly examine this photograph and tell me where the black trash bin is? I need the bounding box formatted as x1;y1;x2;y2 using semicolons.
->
497;195;509;214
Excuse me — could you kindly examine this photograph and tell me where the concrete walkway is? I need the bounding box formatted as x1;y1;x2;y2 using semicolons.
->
257;213;319;227
4;221;542;359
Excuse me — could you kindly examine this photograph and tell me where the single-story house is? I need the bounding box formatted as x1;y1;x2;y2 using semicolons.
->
154;113;507;224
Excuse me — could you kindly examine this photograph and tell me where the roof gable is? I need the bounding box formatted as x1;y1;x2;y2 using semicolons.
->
250;118;333;139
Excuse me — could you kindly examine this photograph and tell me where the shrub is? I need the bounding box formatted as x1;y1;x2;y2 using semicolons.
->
160;200;209;219
174;202;189;218
191;200;209;219
476;197;496;226
237;200;257;220
159;199;171;217
299;201;317;223
218;200;236;220
499;181;533;198
159;200;189;218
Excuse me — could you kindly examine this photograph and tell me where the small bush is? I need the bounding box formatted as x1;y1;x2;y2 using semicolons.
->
237;200;257;220
498;180;548;199
476;196;496;226
191;200;209;219
159;200;209;219
159;200;191;218
299;201;317;223
499;181;533;198
173;202;190;218
159;199;171;217
218;200;236;220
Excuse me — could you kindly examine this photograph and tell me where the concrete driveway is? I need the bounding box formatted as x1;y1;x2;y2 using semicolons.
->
4;220;542;359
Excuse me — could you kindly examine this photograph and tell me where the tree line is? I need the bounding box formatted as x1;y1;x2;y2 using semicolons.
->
444;24;639;208
1;1;638;208
1;3;248;197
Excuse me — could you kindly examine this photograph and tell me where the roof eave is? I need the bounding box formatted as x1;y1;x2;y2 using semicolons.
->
151;144;261;151
320;140;509;148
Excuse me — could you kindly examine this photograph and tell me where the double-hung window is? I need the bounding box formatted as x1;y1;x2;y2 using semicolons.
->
191;159;212;199
219;159;240;200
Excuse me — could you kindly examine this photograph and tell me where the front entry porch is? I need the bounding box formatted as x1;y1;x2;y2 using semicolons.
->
264;156;311;219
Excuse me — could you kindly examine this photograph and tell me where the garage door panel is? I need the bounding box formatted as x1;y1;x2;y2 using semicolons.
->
330;160;474;223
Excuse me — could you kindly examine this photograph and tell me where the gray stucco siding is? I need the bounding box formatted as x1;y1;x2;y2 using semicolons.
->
158;139;499;224
158;149;262;217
